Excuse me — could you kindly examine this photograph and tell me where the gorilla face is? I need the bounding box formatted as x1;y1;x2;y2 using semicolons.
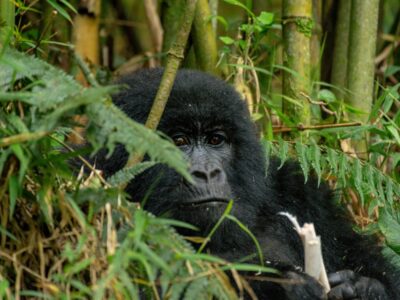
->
168;126;233;217
108;68;267;236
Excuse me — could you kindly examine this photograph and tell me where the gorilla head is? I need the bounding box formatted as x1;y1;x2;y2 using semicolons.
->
103;69;268;239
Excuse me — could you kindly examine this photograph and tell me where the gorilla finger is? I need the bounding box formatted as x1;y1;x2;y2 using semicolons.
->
354;277;389;300
328;270;356;286
328;283;357;300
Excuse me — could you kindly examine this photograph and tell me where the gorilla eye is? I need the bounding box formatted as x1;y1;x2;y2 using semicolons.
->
173;135;190;147
208;133;226;146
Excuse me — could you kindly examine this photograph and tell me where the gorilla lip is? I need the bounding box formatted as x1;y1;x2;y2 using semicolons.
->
179;198;229;208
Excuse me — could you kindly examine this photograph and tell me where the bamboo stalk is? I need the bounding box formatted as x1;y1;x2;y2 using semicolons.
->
282;0;313;134
346;0;379;158
331;0;351;101
144;0;164;54
73;0;101;80
0;0;15;45
192;0;218;74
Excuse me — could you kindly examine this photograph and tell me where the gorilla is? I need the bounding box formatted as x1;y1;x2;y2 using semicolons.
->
96;68;399;299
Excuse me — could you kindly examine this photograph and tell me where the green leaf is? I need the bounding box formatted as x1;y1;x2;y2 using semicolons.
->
0;280;10;299
386;180;393;205
108;161;157;186
223;0;255;17
152;218;198;231
318;89;336;103
384;65;400;77
46;0;73;22
86;101;191;182
219;36;235;45
136;241;172;276
326;148;338;174
379;210;400;254
226;214;264;266
352;159;364;206
364;164;377;198
221;263;278;274
10;143;29;183
277;138;289;168
256;11;274;25
376;172;385;201
59;0;77;13
183;277;208;300
385;124;400;146
310;141;322;186
65;258;94;275
295;142;309;183
8;175;19;217
382;246;400;269
338;153;347;187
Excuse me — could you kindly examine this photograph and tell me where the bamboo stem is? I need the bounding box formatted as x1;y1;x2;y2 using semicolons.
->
282;0;313;135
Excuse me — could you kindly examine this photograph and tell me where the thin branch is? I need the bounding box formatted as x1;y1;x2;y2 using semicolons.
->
50;135;109;187
0;131;49;148
272;122;361;133
125;0;198;169
144;0;164;54
74;52;99;87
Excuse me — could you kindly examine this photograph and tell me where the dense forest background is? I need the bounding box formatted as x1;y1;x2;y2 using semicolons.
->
0;0;399;299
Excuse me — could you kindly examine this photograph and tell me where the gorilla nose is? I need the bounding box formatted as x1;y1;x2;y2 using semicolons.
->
190;165;225;186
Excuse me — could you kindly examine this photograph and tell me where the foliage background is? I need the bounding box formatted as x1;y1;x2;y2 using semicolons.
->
0;0;399;299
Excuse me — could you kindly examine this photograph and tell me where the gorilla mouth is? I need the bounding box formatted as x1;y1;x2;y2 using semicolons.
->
179;198;229;209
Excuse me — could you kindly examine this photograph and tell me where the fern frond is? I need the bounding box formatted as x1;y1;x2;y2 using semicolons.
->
265;140;400;211
0;48;190;180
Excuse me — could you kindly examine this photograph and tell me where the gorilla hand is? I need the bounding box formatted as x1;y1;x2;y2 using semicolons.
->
328;270;388;300
282;271;327;300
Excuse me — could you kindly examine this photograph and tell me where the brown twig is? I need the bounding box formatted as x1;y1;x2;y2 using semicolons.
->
144;0;164;54
50;135;109;187
0;131;49;148
375;41;399;65
272;122;361;133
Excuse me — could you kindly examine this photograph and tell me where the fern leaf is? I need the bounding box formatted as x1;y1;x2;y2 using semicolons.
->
310;140;322;186
108;162;157;186
277;137;289;169
353;159;364;205
295;141;309;183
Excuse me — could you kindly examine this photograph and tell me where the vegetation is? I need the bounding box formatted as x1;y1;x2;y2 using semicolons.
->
0;0;399;299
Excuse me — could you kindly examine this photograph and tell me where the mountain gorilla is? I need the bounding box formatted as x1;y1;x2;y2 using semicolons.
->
96;68;399;299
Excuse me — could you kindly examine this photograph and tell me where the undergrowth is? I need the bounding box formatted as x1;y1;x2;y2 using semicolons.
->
1;48;281;299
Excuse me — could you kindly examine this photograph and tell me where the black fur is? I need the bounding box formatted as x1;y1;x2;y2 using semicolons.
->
96;68;400;299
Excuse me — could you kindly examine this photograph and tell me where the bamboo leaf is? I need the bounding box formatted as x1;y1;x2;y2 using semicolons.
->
46;0;72;22
8;175;18;217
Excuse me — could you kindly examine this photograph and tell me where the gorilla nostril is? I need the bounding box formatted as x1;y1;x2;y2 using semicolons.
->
210;169;222;179
191;170;208;182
